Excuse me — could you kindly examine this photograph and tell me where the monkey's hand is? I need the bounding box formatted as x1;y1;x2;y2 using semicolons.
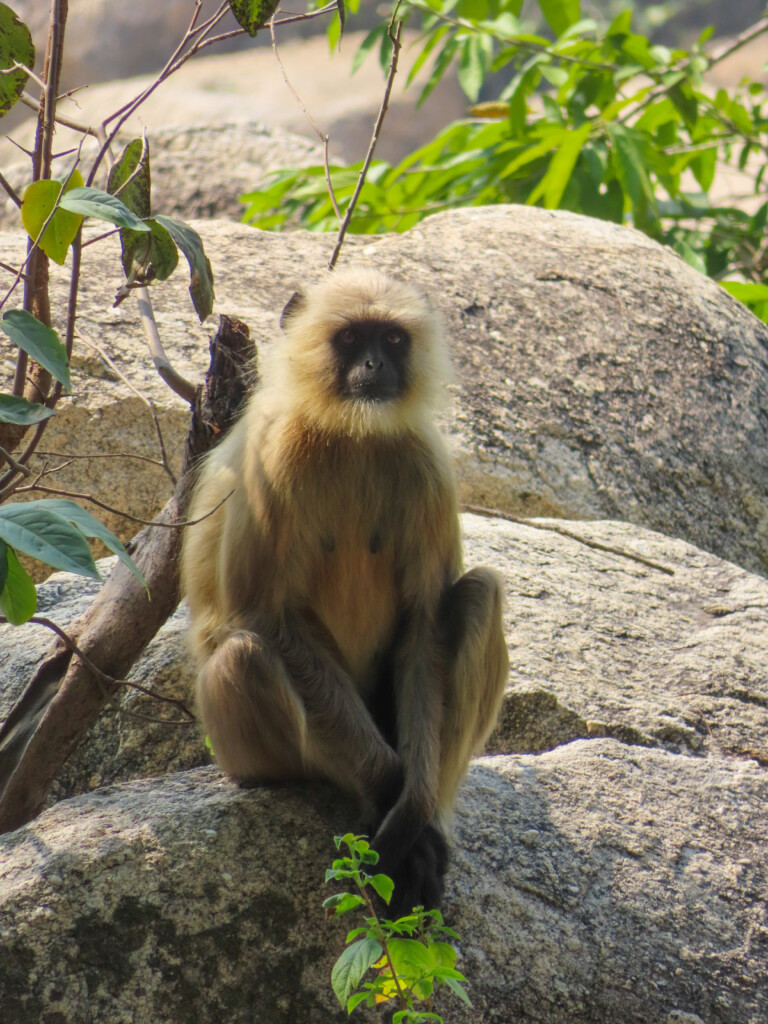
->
372;808;448;916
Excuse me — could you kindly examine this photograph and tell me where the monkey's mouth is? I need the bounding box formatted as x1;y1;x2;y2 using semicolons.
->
345;382;399;403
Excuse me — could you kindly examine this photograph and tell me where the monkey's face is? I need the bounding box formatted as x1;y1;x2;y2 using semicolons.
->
272;269;451;437
332;320;411;404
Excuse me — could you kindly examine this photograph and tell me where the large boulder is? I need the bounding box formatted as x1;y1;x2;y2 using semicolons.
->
0;746;765;1024
2;205;768;575
2;517;767;1023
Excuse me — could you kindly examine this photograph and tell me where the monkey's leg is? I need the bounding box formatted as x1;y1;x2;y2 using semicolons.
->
374;567;508;913
437;565;509;813
197;629;401;800
197;631;307;781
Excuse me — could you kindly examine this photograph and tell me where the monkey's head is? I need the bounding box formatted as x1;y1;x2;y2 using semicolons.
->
271;269;450;436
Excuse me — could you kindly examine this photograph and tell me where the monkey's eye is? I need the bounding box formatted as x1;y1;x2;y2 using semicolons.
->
337;327;358;346
384;328;405;346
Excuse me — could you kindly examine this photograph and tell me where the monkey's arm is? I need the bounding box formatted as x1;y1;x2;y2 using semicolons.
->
374;606;444;827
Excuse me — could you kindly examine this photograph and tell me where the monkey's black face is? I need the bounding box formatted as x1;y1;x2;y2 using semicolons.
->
332;320;411;403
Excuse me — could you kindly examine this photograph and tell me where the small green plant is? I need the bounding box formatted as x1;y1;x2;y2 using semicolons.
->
324;833;470;1022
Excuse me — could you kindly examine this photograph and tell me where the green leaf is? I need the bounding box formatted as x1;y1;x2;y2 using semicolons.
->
529;122;591;208
21;499;146;588
444;975;473;1005
59;187;150;231
690;147;716;193
0;545;37;624
20;172;85;265
228;0;280;36
673;240;706;275
606;9;632;37
721;281;768;304
120;218;179;282
155;215;215;321
0;3;34;119
0;537;7;594
0;394;55;425
368;873;394;904
346;992;372;1012
668;82;698;131
108;138;151;218
322;892;366;915
539;0;580;37
0;311;70;391
388;937;435;974
331;936;382;1007
327;9;341;52
351;23;386;75
457;35;486;104
0;503;99;579
607;123;657;224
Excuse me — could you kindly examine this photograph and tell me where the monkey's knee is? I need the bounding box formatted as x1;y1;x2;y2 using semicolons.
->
438;568;509;806
197;631;307;782
442;568;509;700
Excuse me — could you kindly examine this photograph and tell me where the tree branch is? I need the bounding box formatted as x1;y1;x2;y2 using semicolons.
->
0;616;196;724
0;314;255;833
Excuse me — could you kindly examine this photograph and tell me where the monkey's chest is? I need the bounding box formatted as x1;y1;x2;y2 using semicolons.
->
309;534;399;689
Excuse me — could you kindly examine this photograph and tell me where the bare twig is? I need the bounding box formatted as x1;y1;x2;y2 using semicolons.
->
1;61;47;92
709;16;768;67
38;449;167;469
0;172;21;207
328;17;403;271
14;481;233;529
273;2;338;28
268;16;327;142
76;327;178;487
463;503;675;576
0;616;196;724
0;261;25;279
86;2;235;187
81;228;120;248
4;136;33;158
0;413;57;499
20;90;103;140
64;228;82;359
184;3;341;59
134;287;198;405
0;445;32;478
322;138;342;222
268;15;342;223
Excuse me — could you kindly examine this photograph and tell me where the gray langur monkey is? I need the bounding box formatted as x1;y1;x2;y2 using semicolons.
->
181;268;508;912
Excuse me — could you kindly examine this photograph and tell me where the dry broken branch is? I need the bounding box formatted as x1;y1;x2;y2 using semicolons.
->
0;314;254;834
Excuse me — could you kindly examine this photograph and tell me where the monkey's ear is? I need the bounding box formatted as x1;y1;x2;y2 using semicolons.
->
280;290;306;330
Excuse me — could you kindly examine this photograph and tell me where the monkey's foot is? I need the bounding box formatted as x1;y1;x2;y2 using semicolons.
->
376;824;449;917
